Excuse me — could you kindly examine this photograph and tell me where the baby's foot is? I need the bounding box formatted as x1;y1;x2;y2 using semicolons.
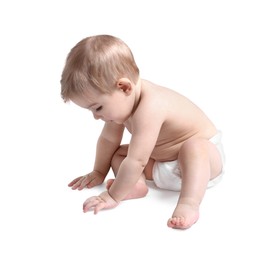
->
106;179;148;200
167;202;199;229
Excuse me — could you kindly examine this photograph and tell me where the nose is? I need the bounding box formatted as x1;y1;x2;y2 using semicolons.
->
93;113;101;120
92;112;104;121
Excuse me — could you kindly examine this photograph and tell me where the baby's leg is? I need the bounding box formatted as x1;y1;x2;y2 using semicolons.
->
106;175;148;200
108;145;151;200
168;138;222;229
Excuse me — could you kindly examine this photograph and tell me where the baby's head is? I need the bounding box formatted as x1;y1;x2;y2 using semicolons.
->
61;35;139;102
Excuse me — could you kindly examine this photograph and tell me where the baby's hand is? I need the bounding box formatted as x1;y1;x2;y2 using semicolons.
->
83;191;119;214
68;171;105;190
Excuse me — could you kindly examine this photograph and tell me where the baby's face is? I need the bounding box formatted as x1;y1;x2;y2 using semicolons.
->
71;88;134;124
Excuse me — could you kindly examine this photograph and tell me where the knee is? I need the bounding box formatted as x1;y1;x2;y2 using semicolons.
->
113;144;128;157
111;144;128;163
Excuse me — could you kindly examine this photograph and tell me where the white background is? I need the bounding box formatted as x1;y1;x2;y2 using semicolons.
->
0;0;264;259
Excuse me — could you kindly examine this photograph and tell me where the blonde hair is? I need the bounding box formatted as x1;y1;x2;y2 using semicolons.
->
61;35;140;102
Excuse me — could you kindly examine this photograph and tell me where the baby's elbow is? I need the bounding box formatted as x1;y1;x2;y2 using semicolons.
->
136;158;149;170
126;156;149;171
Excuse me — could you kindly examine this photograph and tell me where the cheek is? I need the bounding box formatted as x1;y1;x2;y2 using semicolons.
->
107;110;119;119
101;107;115;119
105;108;123;121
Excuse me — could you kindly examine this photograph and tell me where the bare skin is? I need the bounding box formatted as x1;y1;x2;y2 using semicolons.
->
69;78;223;229
105;137;222;229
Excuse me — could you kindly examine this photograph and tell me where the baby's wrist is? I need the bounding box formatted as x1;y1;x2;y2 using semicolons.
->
93;169;106;177
107;190;120;203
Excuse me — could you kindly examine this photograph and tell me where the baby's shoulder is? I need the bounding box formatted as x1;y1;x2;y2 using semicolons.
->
141;80;181;104
133;80;174;119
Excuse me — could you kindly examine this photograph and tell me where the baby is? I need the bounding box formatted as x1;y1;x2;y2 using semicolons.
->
61;35;225;229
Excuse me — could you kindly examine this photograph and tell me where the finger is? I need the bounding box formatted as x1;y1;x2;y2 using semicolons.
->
72;176;89;190
94;202;106;214
78;177;94;190
68;176;83;187
83;197;101;213
71;179;84;190
85;178;98;188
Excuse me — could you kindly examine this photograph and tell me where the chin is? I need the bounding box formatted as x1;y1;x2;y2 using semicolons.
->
114;120;123;125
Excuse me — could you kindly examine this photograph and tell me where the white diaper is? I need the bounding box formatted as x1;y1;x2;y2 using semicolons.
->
152;131;225;192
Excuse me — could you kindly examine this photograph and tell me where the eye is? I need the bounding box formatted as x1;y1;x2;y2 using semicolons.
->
96;106;103;112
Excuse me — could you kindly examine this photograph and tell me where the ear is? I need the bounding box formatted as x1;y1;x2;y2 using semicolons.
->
116;78;133;95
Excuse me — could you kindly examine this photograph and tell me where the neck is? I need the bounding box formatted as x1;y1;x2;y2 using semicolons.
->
131;78;142;114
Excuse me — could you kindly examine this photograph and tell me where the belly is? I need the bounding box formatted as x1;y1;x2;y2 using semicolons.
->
151;142;183;162
150;128;217;162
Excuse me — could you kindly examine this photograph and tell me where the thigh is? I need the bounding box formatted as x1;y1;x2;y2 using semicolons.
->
144;158;155;180
115;144;129;156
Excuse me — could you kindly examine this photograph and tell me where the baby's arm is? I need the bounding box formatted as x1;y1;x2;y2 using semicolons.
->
83;116;163;213
108;108;164;202
82;101;165;213
69;122;124;190
93;122;125;178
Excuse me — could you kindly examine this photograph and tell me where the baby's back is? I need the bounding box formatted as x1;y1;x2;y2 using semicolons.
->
141;79;217;161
